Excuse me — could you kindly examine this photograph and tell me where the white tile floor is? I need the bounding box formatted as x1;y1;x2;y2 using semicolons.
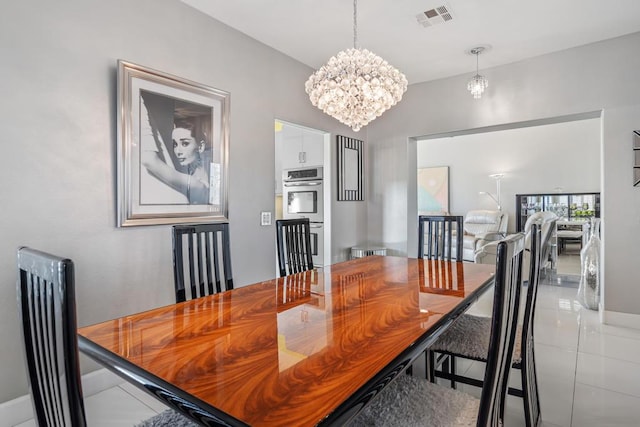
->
13;382;168;427
14;264;640;426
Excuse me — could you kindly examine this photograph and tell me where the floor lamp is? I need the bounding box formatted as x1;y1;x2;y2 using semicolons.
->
479;173;503;211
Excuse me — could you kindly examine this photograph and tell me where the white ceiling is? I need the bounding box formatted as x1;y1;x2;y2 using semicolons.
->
181;0;640;84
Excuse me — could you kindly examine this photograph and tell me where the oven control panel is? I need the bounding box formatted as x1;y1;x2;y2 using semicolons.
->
284;167;323;181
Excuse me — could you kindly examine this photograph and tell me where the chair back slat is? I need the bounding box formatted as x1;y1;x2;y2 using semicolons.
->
521;223;543;427
187;232;198;298
17;247;87;427
211;233;222;294
418;215;463;261
477;233;525;427
172;223;234;303
276;219;314;277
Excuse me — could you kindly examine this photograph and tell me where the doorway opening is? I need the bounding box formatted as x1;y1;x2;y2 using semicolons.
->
411;112;602;277
274;120;331;273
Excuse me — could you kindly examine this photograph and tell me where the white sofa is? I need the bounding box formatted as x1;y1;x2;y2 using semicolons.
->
475;211;558;274
454;210;508;262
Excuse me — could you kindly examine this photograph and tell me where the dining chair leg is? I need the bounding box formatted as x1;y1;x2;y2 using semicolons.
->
450;355;457;389
437;354;457;389
441;354;451;385
427;351;453;384
426;350;435;382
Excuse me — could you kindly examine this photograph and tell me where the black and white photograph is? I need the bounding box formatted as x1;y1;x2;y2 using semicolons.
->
117;60;229;226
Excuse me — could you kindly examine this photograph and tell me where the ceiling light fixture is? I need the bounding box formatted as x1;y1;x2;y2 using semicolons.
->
467;46;488;99
304;0;408;132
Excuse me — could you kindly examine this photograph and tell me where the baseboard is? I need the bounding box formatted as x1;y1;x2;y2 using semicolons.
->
0;368;123;427
0;394;32;427
602;309;640;330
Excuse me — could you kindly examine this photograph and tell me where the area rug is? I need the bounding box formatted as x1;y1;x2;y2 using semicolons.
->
135;409;199;427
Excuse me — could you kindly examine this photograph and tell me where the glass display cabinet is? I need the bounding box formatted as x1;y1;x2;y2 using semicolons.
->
515;192;600;231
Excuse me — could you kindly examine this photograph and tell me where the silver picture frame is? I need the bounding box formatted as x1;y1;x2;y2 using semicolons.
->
117;60;230;226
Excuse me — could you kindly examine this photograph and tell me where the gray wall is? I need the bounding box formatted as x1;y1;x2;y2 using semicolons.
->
367;32;640;318
0;0;367;403
416;117;601;237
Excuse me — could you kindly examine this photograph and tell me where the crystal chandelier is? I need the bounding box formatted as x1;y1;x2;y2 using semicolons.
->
467;47;488;99
304;0;407;132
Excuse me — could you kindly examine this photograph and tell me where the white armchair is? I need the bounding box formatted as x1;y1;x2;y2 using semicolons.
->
475;211;558;274
454;210;508;262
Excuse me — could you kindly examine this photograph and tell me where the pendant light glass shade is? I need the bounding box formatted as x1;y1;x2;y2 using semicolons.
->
467;47;488;99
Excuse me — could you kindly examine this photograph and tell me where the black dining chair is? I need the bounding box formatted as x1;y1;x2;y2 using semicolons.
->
416;215;464;379
349;233;525;427
418;215;464;261
276;218;314;277
17;247;87;427
17;247;192;427
172;223;234;303
428;224;543;427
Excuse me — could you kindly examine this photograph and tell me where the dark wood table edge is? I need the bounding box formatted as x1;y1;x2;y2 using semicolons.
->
319;271;495;426
78;336;248;427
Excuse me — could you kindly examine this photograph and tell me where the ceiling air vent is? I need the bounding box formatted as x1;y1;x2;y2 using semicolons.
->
416;5;454;27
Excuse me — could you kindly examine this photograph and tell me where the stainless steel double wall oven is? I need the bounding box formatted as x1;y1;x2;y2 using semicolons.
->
282;166;324;265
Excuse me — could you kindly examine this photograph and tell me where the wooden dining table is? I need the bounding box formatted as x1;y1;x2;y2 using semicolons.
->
78;256;494;426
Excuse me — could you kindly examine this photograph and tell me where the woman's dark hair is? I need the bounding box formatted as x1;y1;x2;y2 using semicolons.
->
174;116;209;145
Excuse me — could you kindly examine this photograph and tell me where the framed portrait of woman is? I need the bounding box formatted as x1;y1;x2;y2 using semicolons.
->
116;60;230;226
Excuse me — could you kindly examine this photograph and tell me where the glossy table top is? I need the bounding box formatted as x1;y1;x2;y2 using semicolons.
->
78;256;494;426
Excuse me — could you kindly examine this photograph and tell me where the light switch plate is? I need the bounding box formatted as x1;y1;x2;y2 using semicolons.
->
260;211;272;226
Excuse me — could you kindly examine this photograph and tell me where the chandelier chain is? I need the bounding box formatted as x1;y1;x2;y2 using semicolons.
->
353;0;358;49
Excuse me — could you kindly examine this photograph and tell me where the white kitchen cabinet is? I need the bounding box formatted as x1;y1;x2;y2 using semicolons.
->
281;131;324;170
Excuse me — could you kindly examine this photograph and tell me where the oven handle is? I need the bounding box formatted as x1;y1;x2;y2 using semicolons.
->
309;223;323;229
283;181;322;187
